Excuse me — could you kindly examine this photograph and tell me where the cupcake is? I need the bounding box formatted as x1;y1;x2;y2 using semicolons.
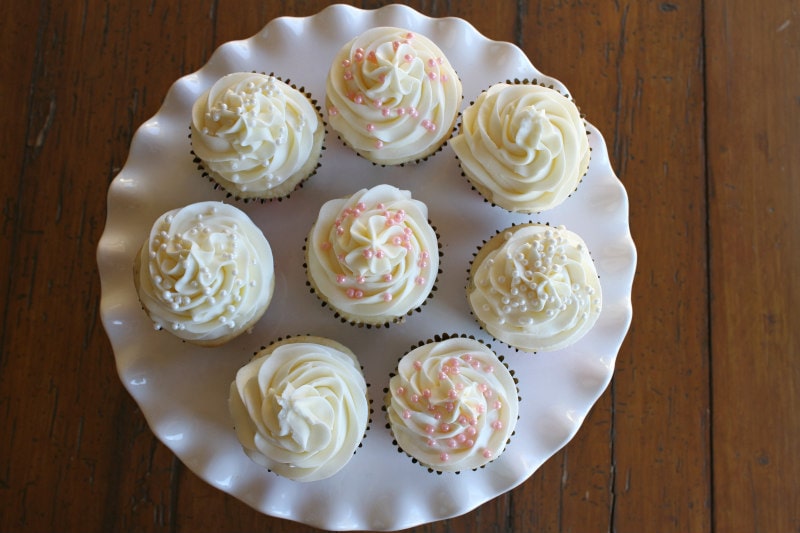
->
305;184;440;326
228;336;369;482
325;27;462;165
133;201;275;346
191;72;324;200
385;335;519;472
467;224;602;352
450;82;590;213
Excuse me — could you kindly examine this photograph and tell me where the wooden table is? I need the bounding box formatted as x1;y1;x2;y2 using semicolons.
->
2;1;797;531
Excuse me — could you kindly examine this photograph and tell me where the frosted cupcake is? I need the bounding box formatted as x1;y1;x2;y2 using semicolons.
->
325;27;462;165
385;335;519;472
191;72;324;200
133;201;275;346
229;336;369;482
450;82;590;213
305;184;439;326
467;224;602;352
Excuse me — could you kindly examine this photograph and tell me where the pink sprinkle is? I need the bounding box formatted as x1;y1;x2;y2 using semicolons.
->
406;32;414;39
354;49;364;62
439;423;451;432
373;98;383;107
476;404;485;414
421;119;431;128
484;365;495;373
408;107;419;117
356;276;366;284
383;292;392;302
328;107;338;116
320;241;331;250
445;402;455;412
363;249;374;259
367;50;377;63
447;439;457;448
478;383;488;393
346;288;356;298
393;237;403;245
403;409;411;419
356;202;366;210
448;389;458;399
376;203;385;209
471;360;481;369
438;371;448;380
422;389;431;398
354;94;364;104
484;389;494;398
494;400;502;410
461;354;472;362
456;433;466;443
378;74;386;83
382;107;391;117
441;74;449;83
375;140;384;149
393;41;401;51
337;274;347;284
366;123;375;132
375;250;385;259
415;276;426;285
466;426;477;437
483;449;493;459
439;452;449;462
425;425;435;434
341;59;351;68
397;107;406;116
383;274;393;282
413;360;423;370
491;420;503;430
403;53;413;62
458;415;467;425
437;57;443;64
410;394;419;402
456;383;464;391
427;438;436;447
397;386;405;395
427;58;436;68
434;412;442;420
343;69;353;81
465;439;474;448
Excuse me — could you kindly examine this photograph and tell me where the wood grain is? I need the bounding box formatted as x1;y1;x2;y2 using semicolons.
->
0;0;797;532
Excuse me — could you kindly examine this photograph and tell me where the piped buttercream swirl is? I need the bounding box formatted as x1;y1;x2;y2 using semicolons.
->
386;337;518;472
326;27;461;164
229;337;368;482
306;184;439;324
191;72;323;198
134;201;274;345
468;224;602;352
451;83;590;212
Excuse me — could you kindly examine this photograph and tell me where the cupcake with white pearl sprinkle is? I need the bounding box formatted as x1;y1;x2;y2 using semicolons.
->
385;334;519;473
467;223;602;353
133;201;275;346
191;72;324;201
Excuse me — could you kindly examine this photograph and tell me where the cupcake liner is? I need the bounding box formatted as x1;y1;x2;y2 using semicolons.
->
190;72;325;203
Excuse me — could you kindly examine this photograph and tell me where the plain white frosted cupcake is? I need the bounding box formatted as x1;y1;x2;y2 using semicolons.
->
229;336;369;482
451;82;590;213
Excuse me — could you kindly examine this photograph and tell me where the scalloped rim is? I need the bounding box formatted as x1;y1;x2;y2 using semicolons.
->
97;4;636;531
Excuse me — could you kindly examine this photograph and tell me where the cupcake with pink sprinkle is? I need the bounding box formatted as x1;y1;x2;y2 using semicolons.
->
384;334;519;473
325;27;462;165
305;184;440;326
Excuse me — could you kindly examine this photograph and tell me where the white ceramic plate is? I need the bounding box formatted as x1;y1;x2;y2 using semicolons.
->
97;4;636;531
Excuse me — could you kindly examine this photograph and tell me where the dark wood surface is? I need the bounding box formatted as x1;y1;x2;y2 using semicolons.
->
2;1;797;531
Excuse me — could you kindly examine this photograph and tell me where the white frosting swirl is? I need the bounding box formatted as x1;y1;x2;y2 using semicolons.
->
468;224;602;352
386;337;518;472
326;27;461;165
191;72;323;198
451;83;590;212
229;337;368;482
134;201;274;345
306;184;439;324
